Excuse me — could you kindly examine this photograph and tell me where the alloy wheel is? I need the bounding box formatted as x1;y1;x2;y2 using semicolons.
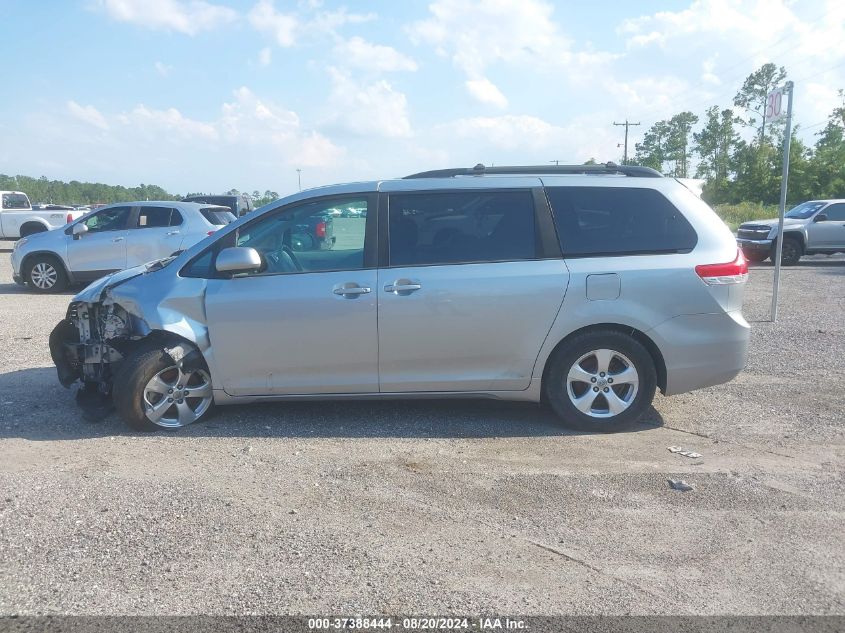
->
142;365;213;428
565;348;639;418
30;262;58;289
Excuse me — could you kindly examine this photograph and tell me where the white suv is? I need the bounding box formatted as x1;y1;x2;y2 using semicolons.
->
12;201;235;292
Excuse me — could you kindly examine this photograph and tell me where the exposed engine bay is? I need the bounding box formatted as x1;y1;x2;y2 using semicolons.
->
49;301;138;389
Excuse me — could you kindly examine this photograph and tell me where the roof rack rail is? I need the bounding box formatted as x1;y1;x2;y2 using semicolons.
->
403;162;663;179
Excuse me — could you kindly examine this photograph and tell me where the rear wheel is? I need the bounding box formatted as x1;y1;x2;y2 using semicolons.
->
776;237;802;266
545;330;657;432
113;343;214;432
25;255;68;293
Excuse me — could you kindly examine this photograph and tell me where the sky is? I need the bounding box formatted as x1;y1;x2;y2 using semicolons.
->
1;0;844;197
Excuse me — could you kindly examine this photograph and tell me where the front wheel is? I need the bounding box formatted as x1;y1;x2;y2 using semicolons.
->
25;255;68;293
113;343;214;431
742;249;768;263
545;330;657;432
776;238;802;266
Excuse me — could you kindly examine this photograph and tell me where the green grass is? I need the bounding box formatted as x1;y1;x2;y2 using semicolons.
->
713;202;778;232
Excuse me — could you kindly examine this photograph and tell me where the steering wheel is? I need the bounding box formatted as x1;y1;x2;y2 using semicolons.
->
279;246;303;272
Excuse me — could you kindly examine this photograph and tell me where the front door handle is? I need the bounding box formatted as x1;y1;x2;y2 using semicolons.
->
384;280;422;294
333;283;372;298
166;230;180;236
112;237;124;243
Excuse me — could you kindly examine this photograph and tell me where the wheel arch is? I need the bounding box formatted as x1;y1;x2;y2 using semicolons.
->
116;330;204;366
781;231;806;252
19;220;51;237
21;250;70;279
540;323;667;396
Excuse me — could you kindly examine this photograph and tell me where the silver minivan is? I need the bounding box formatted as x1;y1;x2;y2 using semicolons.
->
50;164;750;432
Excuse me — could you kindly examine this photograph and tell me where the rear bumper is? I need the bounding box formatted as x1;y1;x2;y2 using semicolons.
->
650;310;750;396
737;238;772;253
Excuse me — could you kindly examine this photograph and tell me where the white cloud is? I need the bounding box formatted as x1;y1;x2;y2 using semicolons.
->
325;69;412;138
97;0;237;35
443;115;565;150
249;0;298;46
258;47;272;67
465;77;508;108
248;1;376;48
58;88;343;175
334;37;418;72
409;0;614;81
118;105;219;140
619;0;794;49
154;61;173;77
436;113;619;163
67;101;109;131
701;56;720;85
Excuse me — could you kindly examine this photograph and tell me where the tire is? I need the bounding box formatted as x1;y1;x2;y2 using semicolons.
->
742;249;768;263
777;237;802;266
544;330;657;432
24;255;68;293
19;223;47;238
112;341;214;432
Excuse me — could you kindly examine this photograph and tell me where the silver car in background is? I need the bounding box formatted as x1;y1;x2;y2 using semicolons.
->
50;164;750;433
12;201;236;292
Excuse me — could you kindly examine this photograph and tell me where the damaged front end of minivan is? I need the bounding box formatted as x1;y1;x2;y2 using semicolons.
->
48;259;212;419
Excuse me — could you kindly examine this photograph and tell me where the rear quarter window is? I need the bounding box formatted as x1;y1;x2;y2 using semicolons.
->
546;186;697;257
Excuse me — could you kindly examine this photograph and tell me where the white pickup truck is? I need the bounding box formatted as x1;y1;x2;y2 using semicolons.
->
0;191;85;240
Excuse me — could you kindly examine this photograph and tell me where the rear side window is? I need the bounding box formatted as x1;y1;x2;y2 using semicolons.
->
200;208;237;225
388;191;536;267
546;187;697;257
136;206;182;228
2;193;31;209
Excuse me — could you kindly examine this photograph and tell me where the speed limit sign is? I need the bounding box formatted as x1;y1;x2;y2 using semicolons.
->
765;87;785;122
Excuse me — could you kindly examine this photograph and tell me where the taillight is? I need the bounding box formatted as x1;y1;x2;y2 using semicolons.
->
207;230;215;236
695;249;748;285
315;221;326;238
66;213;73;224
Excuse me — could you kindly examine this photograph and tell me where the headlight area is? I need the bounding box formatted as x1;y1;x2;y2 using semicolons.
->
49;301;136;389
13;237;28;251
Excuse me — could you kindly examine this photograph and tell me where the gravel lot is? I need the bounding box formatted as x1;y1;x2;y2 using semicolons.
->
0;245;843;616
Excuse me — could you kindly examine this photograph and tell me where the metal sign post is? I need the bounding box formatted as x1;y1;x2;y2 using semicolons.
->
769;81;794;322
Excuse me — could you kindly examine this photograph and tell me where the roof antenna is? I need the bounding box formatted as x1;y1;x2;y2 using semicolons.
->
472;163;486;174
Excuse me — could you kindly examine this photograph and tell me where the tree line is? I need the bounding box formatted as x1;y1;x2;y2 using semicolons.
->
633;63;845;205
0;174;281;208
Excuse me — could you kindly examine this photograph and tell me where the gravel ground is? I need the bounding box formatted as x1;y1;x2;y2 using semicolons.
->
0;246;843;616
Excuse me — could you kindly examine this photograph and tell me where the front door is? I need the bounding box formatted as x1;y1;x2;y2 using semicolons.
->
126;205;186;266
204;194;378;396
66;205;131;276
377;189;568;393
809;203;845;248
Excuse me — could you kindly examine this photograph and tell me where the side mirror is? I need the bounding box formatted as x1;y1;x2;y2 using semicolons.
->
215;246;262;274
813;213;828;223
72;223;88;238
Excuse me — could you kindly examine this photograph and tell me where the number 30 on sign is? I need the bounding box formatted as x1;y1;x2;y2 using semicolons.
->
765;87;785;122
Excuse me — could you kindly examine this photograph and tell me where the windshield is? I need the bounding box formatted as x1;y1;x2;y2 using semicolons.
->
2;193;31;209
785;201;826;219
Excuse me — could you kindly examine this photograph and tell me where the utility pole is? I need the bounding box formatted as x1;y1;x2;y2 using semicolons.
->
770;81;794;322
296;168;302;192
613;120;641;164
